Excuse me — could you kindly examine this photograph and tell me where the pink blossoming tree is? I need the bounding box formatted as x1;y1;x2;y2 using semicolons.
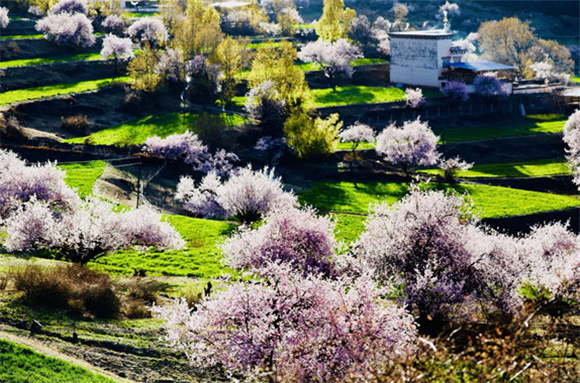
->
155;263;417;383
220;207;338;276
375;118;440;172
36;12;95;47
175;166;296;223
4;197;184;264
0;149;80;219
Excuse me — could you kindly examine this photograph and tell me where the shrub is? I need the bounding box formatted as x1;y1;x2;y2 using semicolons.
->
60;114;93;135
11;264;121;318
440;80;469;104
473;75;508;102
438;156;473;182
0;114;23;138
36;12;95;47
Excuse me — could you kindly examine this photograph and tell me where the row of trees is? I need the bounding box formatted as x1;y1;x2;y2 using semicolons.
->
0;149;184;264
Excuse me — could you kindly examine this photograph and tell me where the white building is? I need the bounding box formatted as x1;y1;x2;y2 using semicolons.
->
388;29;515;90
388;29;454;88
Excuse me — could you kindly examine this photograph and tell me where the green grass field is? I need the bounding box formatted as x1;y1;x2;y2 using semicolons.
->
420;159;571;178
0;53;103;68
0;34;44;40
0;77;129;106
93;215;235;277
0;339;118;383
65;112;246;146
122;11;160;17
311;85;406;108
334;213;366;244
59;160;107;198
299;180;580;218
246;40;287;50
297;58;387;72
336;141;375;150
434;114;567;143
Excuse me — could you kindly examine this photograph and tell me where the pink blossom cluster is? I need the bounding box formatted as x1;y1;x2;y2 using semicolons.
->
440;81;469;104
155;48;185;83
101;34;134;60
375;118;440;171
0;7;9;29
0;149;80;219
4;197;184;264
298;39;363;80
101;14;126;35
175;166;297;223
154;264;417;383
563;110;580;187
404;88;425;108
36;12;95;47
474;75;508;101
220;207;337;276
356;186;482;321
339;122;375;146
50;0;88;15
127;17;168;45
143;132;239;177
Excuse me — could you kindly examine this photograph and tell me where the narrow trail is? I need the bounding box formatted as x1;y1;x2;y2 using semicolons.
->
0;323;137;383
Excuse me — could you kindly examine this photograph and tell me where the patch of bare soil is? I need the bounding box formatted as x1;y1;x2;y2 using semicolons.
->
2;85;182;140
441;133;566;164
2;18;37;36
0;38;100;61
2;61;120;92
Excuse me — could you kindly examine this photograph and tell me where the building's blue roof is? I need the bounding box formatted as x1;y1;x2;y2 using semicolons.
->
445;61;516;71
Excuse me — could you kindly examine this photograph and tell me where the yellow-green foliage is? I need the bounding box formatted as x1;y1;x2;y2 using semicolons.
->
284;112;342;159
127;46;161;92
315;0;356;42
247;41;311;110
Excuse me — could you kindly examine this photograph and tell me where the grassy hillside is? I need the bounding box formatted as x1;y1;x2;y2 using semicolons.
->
0;339;118;383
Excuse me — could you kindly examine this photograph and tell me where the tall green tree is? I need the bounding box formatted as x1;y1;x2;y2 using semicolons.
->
172;0;223;59
211;36;250;107
247;41;311;111
284;111;342;159
315;0;356;42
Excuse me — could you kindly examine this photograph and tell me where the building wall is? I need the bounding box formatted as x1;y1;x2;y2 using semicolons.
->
390;36;452;87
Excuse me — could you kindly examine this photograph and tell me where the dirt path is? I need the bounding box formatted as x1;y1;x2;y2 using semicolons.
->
0;323;137;383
